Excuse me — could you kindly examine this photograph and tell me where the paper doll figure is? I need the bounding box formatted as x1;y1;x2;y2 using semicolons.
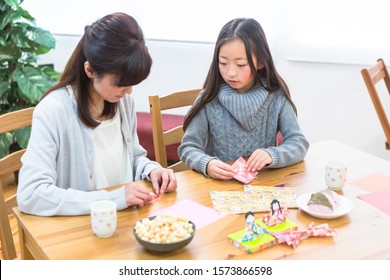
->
262;199;289;227
239;211;265;242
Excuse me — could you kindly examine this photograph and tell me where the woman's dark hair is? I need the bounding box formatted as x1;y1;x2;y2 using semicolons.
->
43;13;152;128
183;18;296;130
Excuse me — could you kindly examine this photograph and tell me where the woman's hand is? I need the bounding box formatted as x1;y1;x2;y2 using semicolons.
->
207;159;236;180
246;149;272;172
149;168;177;195
124;182;153;207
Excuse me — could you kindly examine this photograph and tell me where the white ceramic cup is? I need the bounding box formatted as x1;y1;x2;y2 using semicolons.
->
325;160;348;190
90;200;117;238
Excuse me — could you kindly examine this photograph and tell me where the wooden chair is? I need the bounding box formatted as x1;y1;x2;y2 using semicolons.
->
149;89;201;172
361;58;390;149
0;107;34;259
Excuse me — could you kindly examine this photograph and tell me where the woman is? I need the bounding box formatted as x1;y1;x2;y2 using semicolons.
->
17;13;176;216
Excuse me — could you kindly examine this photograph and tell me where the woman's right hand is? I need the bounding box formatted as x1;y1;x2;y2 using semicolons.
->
124;182;153;207
206;159;236;180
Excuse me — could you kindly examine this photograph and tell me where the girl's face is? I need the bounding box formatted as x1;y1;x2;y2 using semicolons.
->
218;38;263;93
84;62;133;104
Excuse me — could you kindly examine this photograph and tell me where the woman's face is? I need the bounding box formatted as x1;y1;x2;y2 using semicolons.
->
90;74;133;103
84;62;133;103
218;38;263;93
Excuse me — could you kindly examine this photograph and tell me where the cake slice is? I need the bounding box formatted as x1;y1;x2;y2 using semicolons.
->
307;189;341;214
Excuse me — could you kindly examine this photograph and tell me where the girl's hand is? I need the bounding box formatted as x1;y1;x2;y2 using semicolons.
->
207;159;236;180
124;182;153;207
149;168;177;195
246;149;272;172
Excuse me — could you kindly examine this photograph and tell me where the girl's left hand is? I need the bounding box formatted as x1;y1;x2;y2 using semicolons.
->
149;168;177;195
246;149;272;172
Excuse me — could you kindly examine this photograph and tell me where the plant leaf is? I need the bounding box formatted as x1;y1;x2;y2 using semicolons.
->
19;6;35;22
4;0;21;8
14;127;31;148
13;65;52;102
26;26;56;50
0;79;10;97
39;64;60;81
0;45;15;60
0;132;12;158
0;9;21;31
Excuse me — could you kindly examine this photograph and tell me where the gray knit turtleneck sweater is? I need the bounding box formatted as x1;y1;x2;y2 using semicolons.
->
178;83;310;176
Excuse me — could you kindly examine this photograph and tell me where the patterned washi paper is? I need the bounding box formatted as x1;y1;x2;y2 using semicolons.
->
210;185;298;214
244;185;298;209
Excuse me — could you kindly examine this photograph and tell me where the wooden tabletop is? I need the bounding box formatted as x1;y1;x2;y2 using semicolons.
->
13;140;390;260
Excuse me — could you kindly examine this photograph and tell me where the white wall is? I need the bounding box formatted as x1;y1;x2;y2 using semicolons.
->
26;0;390;161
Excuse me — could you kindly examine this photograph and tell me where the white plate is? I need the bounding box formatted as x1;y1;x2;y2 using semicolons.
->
297;192;353;219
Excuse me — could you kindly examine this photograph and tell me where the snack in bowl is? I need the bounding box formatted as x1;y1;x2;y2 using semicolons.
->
133;212;195;253
307;189;341;214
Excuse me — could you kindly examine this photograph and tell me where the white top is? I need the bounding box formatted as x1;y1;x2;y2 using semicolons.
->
93;111;131;189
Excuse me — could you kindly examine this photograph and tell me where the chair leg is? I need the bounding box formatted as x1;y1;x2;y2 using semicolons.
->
0;187;17;259
0;213;17;259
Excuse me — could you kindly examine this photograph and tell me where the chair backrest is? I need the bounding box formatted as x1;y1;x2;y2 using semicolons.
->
361;58;390;149
0;107;34;259
149;89;201;172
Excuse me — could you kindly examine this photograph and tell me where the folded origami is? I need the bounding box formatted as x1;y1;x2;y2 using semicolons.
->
274;222;336;249
232;157;258;184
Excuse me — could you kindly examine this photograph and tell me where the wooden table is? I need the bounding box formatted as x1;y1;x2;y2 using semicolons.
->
13;140;390;260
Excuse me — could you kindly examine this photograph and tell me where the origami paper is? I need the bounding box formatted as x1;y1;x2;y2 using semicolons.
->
256;200;298;236
210;191;262;214
350;172;390;192
232;157;258;184
244;185;298;208
228;229;275;254
357;189;390;216
274;222;336;249
256;218;298;237
238;212;267;242
146;192;160;205
151;199;227;229
210;185;297;214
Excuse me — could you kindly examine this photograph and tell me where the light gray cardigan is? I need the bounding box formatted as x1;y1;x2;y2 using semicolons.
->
178;84;310;176
17;87;161;216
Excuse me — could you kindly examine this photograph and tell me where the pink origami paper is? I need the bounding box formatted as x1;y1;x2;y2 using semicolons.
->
232;157;258;184
274;222;336;249
146;192;160;205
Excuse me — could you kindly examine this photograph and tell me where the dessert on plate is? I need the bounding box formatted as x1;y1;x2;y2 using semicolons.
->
307;189;341;214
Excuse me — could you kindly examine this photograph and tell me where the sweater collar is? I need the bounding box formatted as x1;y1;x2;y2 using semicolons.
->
218;83;269;131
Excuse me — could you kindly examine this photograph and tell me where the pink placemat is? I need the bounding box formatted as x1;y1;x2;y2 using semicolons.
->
357;189;390;216
151;199;227;229
349;173;390;192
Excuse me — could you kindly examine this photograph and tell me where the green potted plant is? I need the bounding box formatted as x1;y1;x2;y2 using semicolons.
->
0;0;60;158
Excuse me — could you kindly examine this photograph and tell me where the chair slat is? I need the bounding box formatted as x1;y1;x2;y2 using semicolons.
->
361;59;390;149
149;89;201;170
0;107;34;259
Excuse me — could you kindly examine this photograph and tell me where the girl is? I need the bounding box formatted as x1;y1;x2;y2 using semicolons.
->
17;13;177;216
178;18;309;180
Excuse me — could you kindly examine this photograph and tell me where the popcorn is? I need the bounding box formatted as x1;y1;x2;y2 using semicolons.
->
134;213;194;243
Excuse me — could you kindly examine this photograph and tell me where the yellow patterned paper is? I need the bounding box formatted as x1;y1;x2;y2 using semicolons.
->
210;185;297;214
244;185;297;209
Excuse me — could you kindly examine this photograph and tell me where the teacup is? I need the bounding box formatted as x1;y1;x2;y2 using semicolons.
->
90;200;117;238
325;160;348;190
